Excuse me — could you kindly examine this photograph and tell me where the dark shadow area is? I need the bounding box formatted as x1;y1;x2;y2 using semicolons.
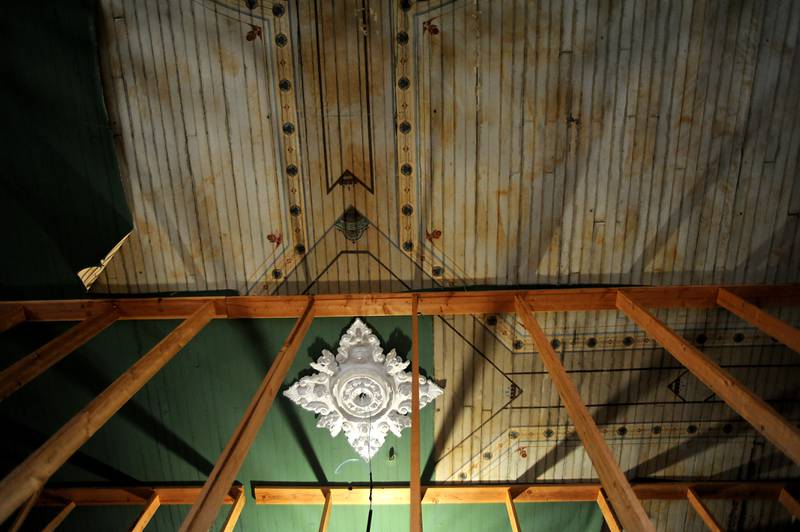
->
53;358;215;477
0;417;138;483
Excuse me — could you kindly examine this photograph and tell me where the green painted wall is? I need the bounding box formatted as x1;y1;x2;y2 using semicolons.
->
0;317;601;531
0;0;132;299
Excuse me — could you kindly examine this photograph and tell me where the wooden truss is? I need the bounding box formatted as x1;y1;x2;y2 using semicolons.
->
0;284;799;530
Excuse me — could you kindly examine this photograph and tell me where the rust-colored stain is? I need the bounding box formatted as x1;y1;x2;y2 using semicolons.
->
267;233;282;247
426;229;442;243
246;25;262;41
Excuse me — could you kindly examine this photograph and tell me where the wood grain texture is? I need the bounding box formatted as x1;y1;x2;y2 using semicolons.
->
717;288;800;352
617;291;800;464
180;299;315;531
687;488;724;531
515;296;654;532
0;307;119;400
596;490;621;532
129;493;160;532
0;302;215;524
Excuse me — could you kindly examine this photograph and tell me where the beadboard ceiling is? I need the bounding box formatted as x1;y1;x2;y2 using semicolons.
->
90;1;800;529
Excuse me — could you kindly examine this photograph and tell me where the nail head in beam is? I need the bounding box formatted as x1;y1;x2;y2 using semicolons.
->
616;291;800;464
0;305;26;334
180;299;316;532
129;493;160;532
687;488;724;532
596;490;621;532
41;501;76;532
221;486;246;532
0;302;216;524
505;489;521;532
514;297;654;532
410;295;422;532
779;488;800;520
717;288;800;353
318;489;333;532
0;307;119;401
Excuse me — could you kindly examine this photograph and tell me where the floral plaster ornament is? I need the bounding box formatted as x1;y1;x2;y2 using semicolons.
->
283;318;443;460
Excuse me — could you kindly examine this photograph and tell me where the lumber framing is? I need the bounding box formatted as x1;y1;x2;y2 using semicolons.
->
179;298;316;532
221;485;245;532
318;489;332;532
410;294;422;532
717;288;800;352
252;482;793;504
1;284;798;322
0;307;119;401
616;291;800;464
0;301;215;524
515;297;654;532
36;486;238;507
687;488;724;531
129;492;160;532
0;304;26;333
779;488;800;519
8;488;41;532
41;501;76;532
596;490;621;532
504;489;521;532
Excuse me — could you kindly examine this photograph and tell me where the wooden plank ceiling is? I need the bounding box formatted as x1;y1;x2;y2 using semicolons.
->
92;0;800;528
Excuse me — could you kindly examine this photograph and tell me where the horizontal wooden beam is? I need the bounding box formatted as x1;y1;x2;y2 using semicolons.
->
0;302;216;524
2;284;799;321
36;486;237;507
253;482;790;505
617;291;800;464
717;288;800;353
0;307;119;401
0;305;26;333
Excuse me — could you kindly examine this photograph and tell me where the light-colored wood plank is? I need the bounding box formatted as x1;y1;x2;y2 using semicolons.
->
6;284;800;321
410;295;422;532
514;297;654;532
616;291;800;464
0;305;25;334
41;501;76;532
8;488;41;532
596;489;621;532
37;486;236;506
0;302;215;523
253;481;788;505
687;488;724;531
221;486;245;532
129;493;160;532
779;488;800;519
318;489;332;532
0;308;119;400
505;489;521;532
180;299;316;531
718;288;800;352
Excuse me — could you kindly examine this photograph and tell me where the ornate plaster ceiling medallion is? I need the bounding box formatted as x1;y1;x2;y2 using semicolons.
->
283;319;443;460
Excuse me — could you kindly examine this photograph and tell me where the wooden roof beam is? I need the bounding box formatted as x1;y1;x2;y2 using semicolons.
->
0;305;26;333
617;291;800;464
717;288;800;353
129;492;160;532
0;302;215;524
687;488;724;531
179;299;316;531
515;297;654;531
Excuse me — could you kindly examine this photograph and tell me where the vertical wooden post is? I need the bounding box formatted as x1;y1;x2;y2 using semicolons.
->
779;488;800;520
0;308;119;400
616;291;800;464
180;299;315;531
318;489;333;532
129;493;160;532
0;305;26;334
687;488;724;531
717;288;800;352
504;489;521;532
410;294;422;532
596;489;621;532
515;297;654;531
0;301;215;523
41;501;76;532
221;486;246;532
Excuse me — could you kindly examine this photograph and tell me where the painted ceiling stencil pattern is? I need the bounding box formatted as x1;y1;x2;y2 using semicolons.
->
92;0;800;528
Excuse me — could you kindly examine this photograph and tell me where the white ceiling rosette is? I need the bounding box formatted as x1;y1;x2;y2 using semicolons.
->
283;318;443;461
